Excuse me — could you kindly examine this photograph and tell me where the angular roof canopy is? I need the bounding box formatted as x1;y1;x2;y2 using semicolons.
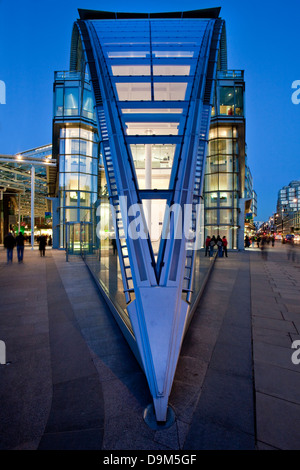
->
78;7;221;21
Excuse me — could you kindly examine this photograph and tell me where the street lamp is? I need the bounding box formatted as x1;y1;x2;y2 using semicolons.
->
281;206;286;243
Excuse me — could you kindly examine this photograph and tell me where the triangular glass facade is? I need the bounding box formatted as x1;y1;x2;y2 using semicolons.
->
75;10;225;422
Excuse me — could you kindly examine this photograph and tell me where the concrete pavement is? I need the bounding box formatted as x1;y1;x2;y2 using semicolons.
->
0;242;299;450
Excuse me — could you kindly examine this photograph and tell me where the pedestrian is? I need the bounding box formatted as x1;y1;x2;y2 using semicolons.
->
111;237;117;255
271;235;275;247
222;236;228;257
38;234;47;257
287;237;296;262
205;235;211;257
15;231;25;263
256;235;261;248
260;236;268;261
209;235;216;257
244;235;250;248
4;231;16;264
216;235;223;257
48;235;52;246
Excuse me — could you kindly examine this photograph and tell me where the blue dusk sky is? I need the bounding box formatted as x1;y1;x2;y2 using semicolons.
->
0;0;299;222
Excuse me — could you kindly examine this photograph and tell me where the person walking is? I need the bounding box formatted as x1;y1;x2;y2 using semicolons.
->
15;231;25;263
244;235;250;248
38;234;47;257
271;235;275;247
209;235;216;258
222;236;228;257
205;236;211;257
216;235;223;257
4;231;16;264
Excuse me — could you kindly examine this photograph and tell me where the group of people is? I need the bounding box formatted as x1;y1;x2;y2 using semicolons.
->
245;234;276;249
3;231;51;264
205;235;228;258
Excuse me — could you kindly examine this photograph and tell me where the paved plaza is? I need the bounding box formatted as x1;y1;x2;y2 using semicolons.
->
0;242;299;450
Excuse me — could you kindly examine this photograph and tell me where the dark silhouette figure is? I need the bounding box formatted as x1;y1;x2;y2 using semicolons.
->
111;238;117;255
216;235;223;257
222;236;228;257
260;236;268;261
38;235;47;257
245;235;250;248
4;232;16;264
205;236;211;257
16;232;25;263
209;236;216;257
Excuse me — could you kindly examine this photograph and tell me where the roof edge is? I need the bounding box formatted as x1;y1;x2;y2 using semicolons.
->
78;8;221;21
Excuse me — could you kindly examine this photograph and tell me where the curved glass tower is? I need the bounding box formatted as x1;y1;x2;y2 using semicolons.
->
66;8;226;422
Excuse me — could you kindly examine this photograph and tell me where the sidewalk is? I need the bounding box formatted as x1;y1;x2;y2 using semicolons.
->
0;243;299;450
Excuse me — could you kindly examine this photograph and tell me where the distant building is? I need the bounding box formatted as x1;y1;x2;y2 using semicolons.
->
277;180;300;216
276;181;300;234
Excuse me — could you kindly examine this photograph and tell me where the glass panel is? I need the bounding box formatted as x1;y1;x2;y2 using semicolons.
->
55;87;63;116
141;199;167;260
82;89;95;120
64;88;79;115
219;209;233;224
79;174;92;191
121;108;183;114
65;173;79;191
64;155;79;173
130;144;175;189
205;210;218;224
79;192;91;207
153;65;191;76
154;82;187;101
219;192;231;207
65;191;78;207
205;193;218;208
219;87;234;116
125;122;179;136
153;50;195;58
107;50;149;58
80;209;91;222
111;65;151;76
61;128;81;139
235;87;243;116
65;208;78;222
80;156;93;174
219;173;233;190
115;82;151;101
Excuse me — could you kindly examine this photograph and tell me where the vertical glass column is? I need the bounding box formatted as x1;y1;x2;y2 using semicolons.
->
204;125;239;249
58;127;98;248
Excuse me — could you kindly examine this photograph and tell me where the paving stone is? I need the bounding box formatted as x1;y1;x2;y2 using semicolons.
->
256;392;300;450
252;316;297;334
254;362;300;404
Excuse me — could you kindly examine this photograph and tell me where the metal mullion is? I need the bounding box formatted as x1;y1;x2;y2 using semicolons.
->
111;76;152;83
118;100;188;109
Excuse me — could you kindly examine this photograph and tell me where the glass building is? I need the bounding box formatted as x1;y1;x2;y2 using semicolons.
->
48;8;255;423
204;70;251;248
0;145;53;243
51;71;99;250
276;180;300;216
